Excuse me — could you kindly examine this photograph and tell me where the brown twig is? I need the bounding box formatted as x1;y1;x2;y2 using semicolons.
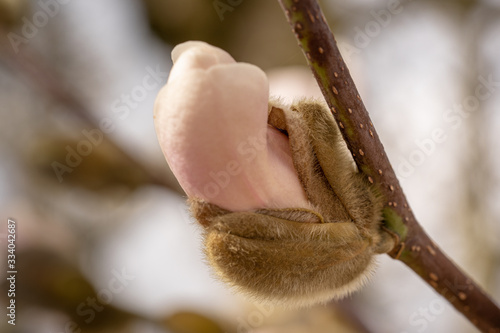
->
276;0;500;332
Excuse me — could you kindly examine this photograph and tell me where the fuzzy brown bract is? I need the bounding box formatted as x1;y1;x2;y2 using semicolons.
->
190;100;394;307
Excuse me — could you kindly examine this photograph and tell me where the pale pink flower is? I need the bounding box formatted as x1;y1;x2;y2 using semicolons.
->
154;41;309;211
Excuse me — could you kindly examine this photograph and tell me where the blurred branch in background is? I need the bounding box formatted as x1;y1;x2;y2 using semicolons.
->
0;25;183;195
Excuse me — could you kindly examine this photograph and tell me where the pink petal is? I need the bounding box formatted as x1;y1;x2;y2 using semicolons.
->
154;41;309;211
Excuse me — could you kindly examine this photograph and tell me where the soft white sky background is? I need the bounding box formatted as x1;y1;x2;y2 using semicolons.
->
0;0;499;332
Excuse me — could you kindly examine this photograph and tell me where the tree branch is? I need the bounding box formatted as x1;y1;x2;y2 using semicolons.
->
276;0;500;332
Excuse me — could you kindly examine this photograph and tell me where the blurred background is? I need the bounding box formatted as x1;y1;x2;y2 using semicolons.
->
0;0;499;332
